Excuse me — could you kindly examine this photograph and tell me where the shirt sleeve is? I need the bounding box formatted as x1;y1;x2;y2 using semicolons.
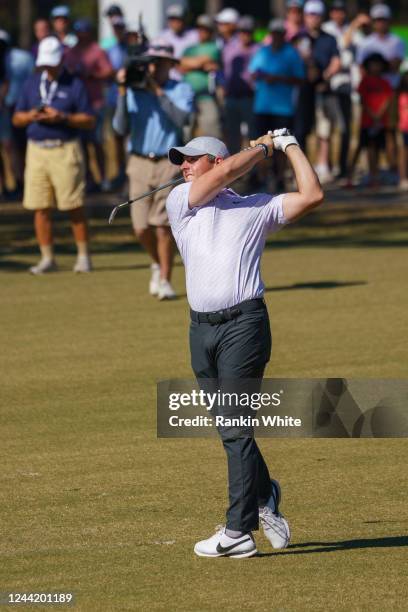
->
248;49;262;73
262;194;288;233
168;81;194;114
166;182;196;234
394;38;406;60
15;79;31;112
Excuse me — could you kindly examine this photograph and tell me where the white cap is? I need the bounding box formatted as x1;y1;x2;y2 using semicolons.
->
36;36;63;67
168;137;230;165
216;8;240;24
304;0;325;15
370;3;391;20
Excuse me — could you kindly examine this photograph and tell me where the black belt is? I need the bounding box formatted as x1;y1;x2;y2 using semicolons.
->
190;298;266;325
130;152;167;161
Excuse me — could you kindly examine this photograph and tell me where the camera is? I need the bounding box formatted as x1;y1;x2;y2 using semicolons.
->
124;53;155;89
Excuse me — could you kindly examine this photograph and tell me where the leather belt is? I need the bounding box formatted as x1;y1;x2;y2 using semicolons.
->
190;298;266;325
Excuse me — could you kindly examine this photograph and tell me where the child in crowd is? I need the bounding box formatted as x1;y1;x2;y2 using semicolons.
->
397;71;408;191
348;53;393;187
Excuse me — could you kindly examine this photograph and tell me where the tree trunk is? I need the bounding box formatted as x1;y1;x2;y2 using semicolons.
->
18;0;33;50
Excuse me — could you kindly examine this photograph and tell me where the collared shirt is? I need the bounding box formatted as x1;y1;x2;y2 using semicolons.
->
64;42;113;110
222;38;260;97
293;30;339;74
121;81;194;157
15;69;92;141
166;182;288;312
249;43;305;116
158;27;199;80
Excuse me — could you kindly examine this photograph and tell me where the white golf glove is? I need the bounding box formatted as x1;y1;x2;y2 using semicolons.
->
268;129;299;153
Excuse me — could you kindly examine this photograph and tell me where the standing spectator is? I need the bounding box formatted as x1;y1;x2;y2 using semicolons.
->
356;4;405;175
4;34;35;196
181;15;221;138
65;19;114;192
249;19;305;190
0;31;9;199
113;43;194;300
322;0;354;179
12;37;95;274
350;53;393;187
215;7;240;49
106;15;128;187
158;4;198;80
32;19;51;60
285;0;305;42
101;4;125;51
222;16;259;153
293;0;341;182
50;5;78;49
397;72;408;190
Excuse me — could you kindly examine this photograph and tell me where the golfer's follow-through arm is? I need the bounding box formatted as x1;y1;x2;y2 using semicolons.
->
188;131;324;220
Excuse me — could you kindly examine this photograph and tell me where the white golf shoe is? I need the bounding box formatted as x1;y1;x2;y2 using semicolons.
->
73;255;92;273
29;258;58;275
158;279;176;300
194;525;257;558
149;263;161;295
259;479;290;550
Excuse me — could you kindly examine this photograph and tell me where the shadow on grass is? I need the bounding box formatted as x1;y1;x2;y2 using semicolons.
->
257;535;408;557
265;280;367;291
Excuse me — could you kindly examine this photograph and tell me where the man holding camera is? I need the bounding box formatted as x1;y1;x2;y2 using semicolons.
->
113;43;194;300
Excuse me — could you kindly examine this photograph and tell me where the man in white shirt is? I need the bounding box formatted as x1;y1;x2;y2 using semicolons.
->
158;4;199;80
166;131;323;558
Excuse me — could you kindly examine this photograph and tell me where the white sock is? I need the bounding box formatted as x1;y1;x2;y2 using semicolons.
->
225;528;245;538
40;244;53;261
76;242;89;257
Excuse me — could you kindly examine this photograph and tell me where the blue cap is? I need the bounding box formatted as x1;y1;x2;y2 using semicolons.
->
73;18;93;33
50;5;70;18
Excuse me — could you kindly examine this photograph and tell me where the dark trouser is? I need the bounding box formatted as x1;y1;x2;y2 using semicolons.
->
189;303;273;532
335;92;352;177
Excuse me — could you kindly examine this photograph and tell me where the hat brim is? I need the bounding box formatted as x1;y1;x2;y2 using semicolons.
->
168;145;208;165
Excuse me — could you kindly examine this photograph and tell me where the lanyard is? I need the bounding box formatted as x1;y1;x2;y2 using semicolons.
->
39;71;59;105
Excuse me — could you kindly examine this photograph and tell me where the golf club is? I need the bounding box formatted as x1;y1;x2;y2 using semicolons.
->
108;176;185;224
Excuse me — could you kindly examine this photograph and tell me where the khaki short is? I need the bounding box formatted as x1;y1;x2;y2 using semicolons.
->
23;140;85;211
127;155;179;231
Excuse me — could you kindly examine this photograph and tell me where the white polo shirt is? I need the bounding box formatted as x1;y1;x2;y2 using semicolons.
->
166;182;288;312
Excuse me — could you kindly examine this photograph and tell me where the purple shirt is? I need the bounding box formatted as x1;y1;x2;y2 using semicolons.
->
222;38;260;97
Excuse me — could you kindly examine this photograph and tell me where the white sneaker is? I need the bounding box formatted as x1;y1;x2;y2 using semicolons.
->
149;263;161;295
259;479;290;550
73;255;92;273
194;525;257;558
158;279;176;300
29;258;58;275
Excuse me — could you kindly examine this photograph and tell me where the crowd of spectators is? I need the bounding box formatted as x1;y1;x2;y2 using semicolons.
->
1;1;408;280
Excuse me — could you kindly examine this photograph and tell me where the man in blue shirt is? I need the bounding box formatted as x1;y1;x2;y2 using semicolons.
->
113;42;194;300
13;37;95;275
249;19;305;189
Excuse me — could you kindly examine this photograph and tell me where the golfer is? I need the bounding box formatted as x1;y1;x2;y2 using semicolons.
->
166;130;323;558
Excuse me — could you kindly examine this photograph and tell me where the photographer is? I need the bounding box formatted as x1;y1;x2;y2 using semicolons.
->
113;42;194;300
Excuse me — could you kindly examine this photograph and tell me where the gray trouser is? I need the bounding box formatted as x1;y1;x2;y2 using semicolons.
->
189;304;273;532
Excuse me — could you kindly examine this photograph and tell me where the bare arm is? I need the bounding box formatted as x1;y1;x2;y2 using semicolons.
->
323;55;341;80
188;146;266;208
281;146;324;222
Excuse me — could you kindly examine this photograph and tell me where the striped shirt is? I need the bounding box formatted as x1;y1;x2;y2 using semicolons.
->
166;182;288;312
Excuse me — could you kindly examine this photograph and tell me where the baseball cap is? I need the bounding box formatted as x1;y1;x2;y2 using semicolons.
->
104;4;123;17
370;4;392;20
331;0;346;9
50;5;70;19
166;4;185;19
169;137;230;165
0;29;11;44
216;8;240;24
268;18;286;32
196;15;215;30
238;16;255;31
73;19;93;33
36;36;63;67
111;15;125;27
304;0;325;15
287;0;304;8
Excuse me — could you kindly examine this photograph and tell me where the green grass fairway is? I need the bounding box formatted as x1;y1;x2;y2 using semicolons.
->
1;196;408;610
